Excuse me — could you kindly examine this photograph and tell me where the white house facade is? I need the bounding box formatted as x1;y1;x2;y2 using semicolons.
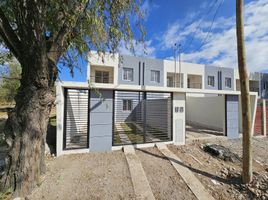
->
56;52;262;156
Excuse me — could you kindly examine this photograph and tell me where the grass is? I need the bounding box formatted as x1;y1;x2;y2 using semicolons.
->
113;130;121;145
49;115;56;126
120;123;144;144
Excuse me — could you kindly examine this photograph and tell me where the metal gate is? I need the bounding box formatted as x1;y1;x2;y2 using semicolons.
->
113;91;172;145
63;88;89;149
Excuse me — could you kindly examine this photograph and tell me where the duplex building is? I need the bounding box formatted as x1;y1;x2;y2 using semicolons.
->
56;52;261;156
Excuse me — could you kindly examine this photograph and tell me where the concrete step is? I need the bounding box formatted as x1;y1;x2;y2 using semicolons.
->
156;143;215;200
124;145;155;200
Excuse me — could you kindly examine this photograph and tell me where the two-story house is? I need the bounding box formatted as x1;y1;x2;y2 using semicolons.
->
55;52;259;156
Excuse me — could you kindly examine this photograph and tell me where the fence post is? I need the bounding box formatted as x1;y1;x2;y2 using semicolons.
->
262;99;267;136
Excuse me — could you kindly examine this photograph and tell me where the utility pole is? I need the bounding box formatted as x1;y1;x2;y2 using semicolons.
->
178;44;182;88
174;43;177;87
236;0;252;183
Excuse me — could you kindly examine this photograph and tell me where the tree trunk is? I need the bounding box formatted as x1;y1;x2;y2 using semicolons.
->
1;55;57;197
236;0;252;183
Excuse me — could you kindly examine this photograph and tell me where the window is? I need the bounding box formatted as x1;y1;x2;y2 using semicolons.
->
225;77;232;88
95;71;109;83
123;100;132;111
123;68;133;81
167;76;174;87
208;76;215;87
151;70;160;83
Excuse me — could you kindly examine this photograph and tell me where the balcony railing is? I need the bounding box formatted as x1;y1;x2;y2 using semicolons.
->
187;82;202;89
250;87;260;95
167;81;183;88
89;75;114;84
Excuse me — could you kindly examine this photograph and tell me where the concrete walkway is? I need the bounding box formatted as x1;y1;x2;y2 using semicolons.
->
124;145;155;200
156;143;214;200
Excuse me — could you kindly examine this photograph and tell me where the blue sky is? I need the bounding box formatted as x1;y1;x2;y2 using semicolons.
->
60;0;268;81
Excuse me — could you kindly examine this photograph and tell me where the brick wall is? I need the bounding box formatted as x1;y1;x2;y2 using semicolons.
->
254;105;262;135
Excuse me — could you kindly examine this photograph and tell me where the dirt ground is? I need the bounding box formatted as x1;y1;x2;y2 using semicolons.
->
168;137;268;200
28;151;135;200
136;147;196;200
13;137;268;200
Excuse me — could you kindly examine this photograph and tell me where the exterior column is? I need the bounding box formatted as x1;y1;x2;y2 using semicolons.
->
262;99;267;136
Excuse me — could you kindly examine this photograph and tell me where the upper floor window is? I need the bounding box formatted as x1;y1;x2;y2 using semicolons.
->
225;77;232;88
151;70;160;83
123;99;132;111
208;76;215;87
123;68;133;81
95;71;109;83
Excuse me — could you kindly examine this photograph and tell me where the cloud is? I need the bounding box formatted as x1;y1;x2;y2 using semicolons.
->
159;1;224;51
118;39;156;57
174;0;268;72
140;0;159;21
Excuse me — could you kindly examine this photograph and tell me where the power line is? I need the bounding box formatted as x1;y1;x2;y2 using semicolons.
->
191;0;225;53
181;0;220;53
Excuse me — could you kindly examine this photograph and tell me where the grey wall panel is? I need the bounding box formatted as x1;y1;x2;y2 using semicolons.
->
118;55;164;87
90;99;113;113
143;58;164;87
226;95;239;139
90;113;113;125
91;90;113;99
90;124;112;137
118;55;140;85
205;65;234;91
89;136;113;152
89;90;113;152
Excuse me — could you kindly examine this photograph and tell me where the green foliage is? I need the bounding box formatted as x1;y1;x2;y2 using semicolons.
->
0;59;21;103
49;116;56;127
0;187;12;200
0;0;145;73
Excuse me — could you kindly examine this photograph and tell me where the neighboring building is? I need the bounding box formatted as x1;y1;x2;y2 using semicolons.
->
260;73;268;99
234;70;268;99
56;52;260;156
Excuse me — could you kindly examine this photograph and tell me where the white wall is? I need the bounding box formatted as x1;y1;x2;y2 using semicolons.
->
87;51;119;85
186;96;225;130
163;60;205;89
173;93;186;145
56;82;64;156
238;94;258;134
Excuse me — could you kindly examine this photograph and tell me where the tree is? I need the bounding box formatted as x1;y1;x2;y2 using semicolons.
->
236;0;252;183
0;0;144;197
0;58;21;103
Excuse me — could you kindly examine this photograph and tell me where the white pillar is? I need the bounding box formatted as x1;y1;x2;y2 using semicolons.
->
173;92;186;145
56;82;64;156
262;99;267;136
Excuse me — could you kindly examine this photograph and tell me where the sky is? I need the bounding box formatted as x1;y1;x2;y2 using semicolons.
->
60;0;268;81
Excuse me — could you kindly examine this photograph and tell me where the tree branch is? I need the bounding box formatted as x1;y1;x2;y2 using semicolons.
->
48;0;90;62
0;7;22;61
